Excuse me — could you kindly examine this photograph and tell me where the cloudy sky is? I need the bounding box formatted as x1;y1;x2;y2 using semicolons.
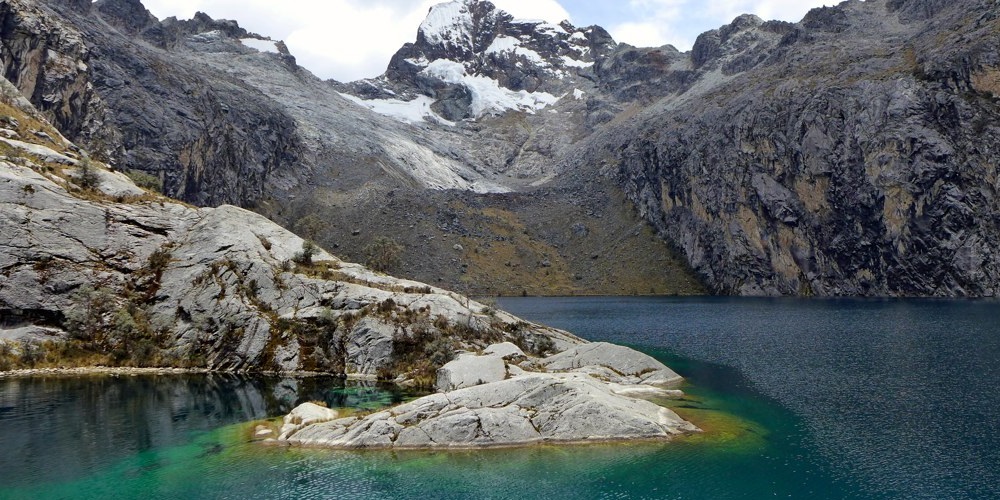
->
142;0;833;82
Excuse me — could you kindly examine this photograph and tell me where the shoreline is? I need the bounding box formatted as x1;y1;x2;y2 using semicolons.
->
258;433;685;451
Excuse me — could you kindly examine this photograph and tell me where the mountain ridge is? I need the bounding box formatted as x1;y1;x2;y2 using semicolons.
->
4;0;998;296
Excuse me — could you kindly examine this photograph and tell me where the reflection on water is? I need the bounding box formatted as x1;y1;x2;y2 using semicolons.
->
0;375;413;488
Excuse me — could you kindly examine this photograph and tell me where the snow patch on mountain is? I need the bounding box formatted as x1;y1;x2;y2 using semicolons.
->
486;36;520;54
404;56;430;68
338;93;455;126
535;22;569;35
485;37;549;67
561;56;592;68
422;59;558;117
423;59;467;81
515;47;547;66
239;38;279;53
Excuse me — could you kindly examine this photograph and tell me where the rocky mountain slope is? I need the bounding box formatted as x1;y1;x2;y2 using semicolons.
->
574;0;1000;296
2;0;701;297
5;0;999;297
0;74;580;377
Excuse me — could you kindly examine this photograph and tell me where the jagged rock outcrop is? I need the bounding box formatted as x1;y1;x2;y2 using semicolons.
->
0;0;303;206
278;342;696;449
0;0;121;160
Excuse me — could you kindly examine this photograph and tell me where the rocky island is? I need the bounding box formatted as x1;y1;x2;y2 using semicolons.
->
277;342;697;449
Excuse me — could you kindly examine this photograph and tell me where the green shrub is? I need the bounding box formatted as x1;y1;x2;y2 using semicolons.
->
424;337;455;366
18;342;42;367
64;286;115;343
0;342;13;371
125;170;163;193
364;236;402;273
293;240;318;266
78;156;100;190
146;248;172;276
293;214;326;240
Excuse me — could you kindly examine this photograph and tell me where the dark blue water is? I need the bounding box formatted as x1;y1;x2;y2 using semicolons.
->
0;297;997;499
499;296;1000;499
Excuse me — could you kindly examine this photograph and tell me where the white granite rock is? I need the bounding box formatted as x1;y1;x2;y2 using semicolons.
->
483;342;525;359
435;353;507;392
0;153;580;372
539;342;683;386
283;372;698;449
345;318;395;377
278;402;338;439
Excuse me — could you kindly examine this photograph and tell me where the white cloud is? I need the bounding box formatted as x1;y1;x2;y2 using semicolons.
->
608;0;833;50
140;0;836;80
141;0;571;82
609;0;687;49
492;0;570;22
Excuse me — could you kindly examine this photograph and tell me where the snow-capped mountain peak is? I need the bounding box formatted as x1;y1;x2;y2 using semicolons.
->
338;0;617;124
418;0;476;49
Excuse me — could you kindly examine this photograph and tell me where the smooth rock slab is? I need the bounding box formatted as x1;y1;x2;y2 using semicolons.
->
539;342;683;386
345;318;395;377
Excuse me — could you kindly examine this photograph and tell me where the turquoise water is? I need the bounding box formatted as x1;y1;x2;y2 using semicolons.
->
0;297;997;499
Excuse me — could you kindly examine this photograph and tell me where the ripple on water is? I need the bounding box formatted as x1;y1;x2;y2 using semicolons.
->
499;296;1000;499
2;298;997;499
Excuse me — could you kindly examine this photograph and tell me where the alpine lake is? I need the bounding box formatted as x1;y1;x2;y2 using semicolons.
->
1;297;997;499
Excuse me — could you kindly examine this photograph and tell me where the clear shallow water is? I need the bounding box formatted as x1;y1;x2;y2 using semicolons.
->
0;297;997;499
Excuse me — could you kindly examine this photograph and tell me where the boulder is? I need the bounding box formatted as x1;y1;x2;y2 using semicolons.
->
483;342;525;359
435;353;507;392
345;318;395;377
0;325;66;343
278;402;338;439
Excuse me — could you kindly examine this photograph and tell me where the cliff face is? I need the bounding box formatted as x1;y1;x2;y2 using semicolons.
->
587;0;1000;296
0;0;120;160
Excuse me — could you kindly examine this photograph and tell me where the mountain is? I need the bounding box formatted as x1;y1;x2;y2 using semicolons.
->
1;0;702;297
4;0;999;297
